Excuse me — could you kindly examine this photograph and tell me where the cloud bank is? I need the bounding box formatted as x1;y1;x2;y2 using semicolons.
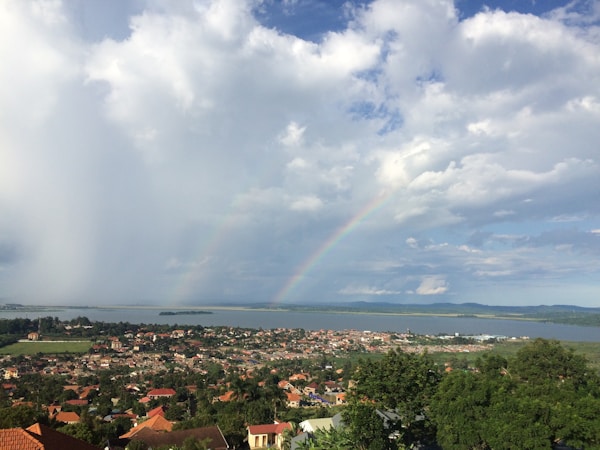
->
1;0;600;306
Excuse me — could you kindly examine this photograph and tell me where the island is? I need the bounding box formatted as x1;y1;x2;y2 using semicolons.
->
158;310;213;316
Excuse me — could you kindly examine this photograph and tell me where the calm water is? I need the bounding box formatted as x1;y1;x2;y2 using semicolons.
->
1;307;599;342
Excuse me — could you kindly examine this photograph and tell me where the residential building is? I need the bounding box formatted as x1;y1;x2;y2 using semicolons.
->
247;422;291;449
124;426;229;450
146;388;176;400
0;423;98;450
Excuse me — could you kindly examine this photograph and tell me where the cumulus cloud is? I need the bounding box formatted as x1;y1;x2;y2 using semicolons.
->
339;285;401;296
416;276;449;295
1;0;600;306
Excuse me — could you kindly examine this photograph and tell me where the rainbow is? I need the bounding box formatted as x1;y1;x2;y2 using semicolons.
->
271;191;396;306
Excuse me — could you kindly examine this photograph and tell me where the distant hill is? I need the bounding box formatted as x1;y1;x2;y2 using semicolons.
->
239;301;600;314
226;301;600;327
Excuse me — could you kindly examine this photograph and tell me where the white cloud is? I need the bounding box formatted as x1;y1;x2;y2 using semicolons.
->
416;276;449;295
405;237;418;249
1;0;600;306
279;121;306;147
289;196;323;212
339;285;401;296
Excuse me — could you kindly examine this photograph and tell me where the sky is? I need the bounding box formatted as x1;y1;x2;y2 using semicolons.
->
1;0;600;308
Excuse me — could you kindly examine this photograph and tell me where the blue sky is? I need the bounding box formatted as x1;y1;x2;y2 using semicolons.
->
1;0;600;307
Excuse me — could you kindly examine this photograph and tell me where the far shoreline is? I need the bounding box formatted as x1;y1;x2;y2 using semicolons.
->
56;304;544;322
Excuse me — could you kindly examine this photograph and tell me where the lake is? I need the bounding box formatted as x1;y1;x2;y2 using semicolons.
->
1;307;599;342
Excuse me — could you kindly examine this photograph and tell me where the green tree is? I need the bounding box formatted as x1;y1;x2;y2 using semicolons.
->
343;402;392;450
431;339;600;450
244;399;274;425
347;349;440;447
296;426;354;450
0;405;46;428
126;440;148;450
181;436;211;450
57;422;95;444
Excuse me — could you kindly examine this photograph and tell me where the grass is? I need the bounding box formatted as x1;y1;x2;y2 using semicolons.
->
0;340;92;355
428;340;600;372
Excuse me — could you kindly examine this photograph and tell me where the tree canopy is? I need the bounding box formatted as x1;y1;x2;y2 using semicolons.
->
430;339;600;450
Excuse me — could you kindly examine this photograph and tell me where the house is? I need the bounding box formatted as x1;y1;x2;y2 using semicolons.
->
0;422;98;450
146;388;176;400
291;414;344;450
286;392;301;408
299;414;343;433
323;381;343;393
303;382;319;395
289;373;309;382
79;385;99;399
54;411;80;424
278;380;293;390
214;390;235;403
46;405;61;417
335;392;346;405
3;368;18;380
147;405;167;418
65;399;88;407
27;332;39;341
247;422;291;449
120;414;173;439
125;425;229;450
171;329;186;339
2;383;16;394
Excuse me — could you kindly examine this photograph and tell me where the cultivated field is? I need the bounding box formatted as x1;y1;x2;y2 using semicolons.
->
0;340;92;355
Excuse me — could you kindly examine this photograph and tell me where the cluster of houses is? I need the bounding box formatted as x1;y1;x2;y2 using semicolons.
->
1;381;345;449
0;321;500;449
3;325;493;382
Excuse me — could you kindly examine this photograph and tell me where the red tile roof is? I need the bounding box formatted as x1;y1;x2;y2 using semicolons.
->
148;405;166;418
286;392;301;401
54;411;80;423
0;428;42;450
0;423;98;450
26;423;98;450
247;423;291;435
120;414;173;439
147;388;176;397
65;399;88;406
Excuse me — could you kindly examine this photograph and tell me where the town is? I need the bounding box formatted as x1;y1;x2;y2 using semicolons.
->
0;316;500;449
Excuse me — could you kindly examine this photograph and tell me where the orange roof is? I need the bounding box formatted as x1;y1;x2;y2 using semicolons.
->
0;429;42;450
289;373;308;381
121;414;173;438
25;423;98;450
0;423;98;450
54;411;80;423
218;390;235;402
147;388;176;397
286;392;301;401
79;385;98;399
46;405;61;416
148;405;166;418
65;399;88;406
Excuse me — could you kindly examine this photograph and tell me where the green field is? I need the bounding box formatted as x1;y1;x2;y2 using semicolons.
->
428;340;600;372
0;340;92;355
